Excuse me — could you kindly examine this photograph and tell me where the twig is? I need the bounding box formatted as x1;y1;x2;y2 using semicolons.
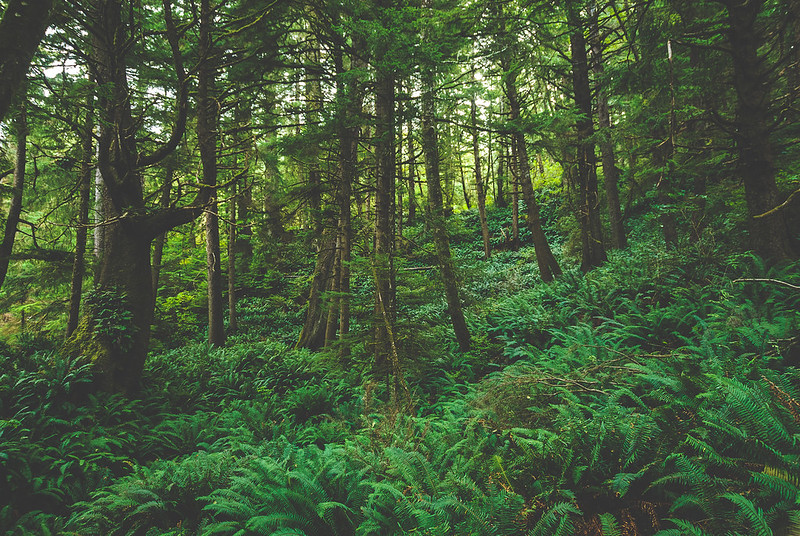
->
733;278;800;291
752;187;800;219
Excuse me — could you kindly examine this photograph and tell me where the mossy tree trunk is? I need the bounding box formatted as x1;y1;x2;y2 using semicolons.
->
65;0;209;394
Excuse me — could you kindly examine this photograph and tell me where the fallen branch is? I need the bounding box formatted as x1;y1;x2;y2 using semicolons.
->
733;278;800;291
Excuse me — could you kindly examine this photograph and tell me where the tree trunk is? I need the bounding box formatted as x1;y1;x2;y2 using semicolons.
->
504;70;561;280
420;7;470;352
723;0;795;260
472;97;491;259
0;0;52;122
494;104;508;209
510;138;520;251
328;38;362;353
65;0;202;393
296;231;335;350
407;115;417;226
198;0;225;347
151;168;172;307
234;102;254;271
67;93;93;338
93;144;106;268
459;136;471;209
324;228;342;346
305;39;324;236
373;9;396;375
227;186;238;334
568;6;607;271
0;96;27;291
589;8;626;250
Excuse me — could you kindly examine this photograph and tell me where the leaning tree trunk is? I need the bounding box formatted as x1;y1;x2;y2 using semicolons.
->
724;0;795;260
421;2;470;352
0;95;27;291
0;0;52;123
373;9;397;378
504;70;561;281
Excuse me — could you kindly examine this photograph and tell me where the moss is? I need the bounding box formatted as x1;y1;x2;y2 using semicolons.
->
62;315;116;392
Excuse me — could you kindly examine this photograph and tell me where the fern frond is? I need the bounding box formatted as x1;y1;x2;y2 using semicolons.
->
530;502;580;536
598;512;621;536
751;469;800;503
656;518;713;536
722;493;772;536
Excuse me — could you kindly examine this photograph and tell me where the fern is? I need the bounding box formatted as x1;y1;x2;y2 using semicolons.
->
722;493;773;536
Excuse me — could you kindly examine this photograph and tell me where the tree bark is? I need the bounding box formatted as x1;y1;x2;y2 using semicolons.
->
472;97;491;259
198;0;225;347
305;32;324;236
296;231;335;350
568;6;607;271
589;7;626;250
722;0;795;260
67;92;93;338
421;3;470;352
504;65;561;280
0;0;52;123
0;96;27;291
325;39;361;350
373;3;397;374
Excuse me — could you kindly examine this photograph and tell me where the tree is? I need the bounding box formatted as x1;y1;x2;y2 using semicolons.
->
472;93;491;259
419;0;471;352
0;93;28;290
66;88;93;337
567;2;607;271
589;2;626;250
716;0;796;260
0;0;53;123
499;47;561;281
62;0;281;392
198;0;226;347
372;0;398;380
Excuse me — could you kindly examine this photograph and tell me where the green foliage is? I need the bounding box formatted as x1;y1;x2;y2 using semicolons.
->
85;288;137;352
3;223;799;536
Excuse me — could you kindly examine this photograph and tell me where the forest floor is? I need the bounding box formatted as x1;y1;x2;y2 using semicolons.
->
1;209;799;535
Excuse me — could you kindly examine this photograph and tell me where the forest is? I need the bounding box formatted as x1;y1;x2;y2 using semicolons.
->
0;0;799;534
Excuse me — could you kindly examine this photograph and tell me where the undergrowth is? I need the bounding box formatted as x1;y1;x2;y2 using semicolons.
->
1;242;798;535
